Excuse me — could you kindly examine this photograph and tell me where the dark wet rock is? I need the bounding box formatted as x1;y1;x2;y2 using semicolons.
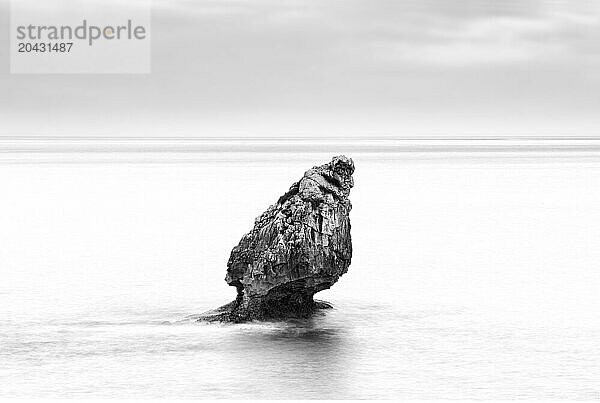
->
199;155;354;322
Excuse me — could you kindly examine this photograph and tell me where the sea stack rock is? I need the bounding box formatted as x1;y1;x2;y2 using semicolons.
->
200;155;355;322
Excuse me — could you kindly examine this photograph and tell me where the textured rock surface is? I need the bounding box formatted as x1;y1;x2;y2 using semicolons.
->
200;155;355;322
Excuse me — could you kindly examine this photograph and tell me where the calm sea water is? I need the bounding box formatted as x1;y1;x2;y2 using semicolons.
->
2;156;600;398
0;302;600;399
1;296;599;399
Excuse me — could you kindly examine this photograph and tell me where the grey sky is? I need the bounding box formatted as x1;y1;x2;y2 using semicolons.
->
1;0;599;137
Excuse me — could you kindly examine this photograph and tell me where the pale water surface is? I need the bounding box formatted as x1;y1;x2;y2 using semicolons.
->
2;298;599;399
1;156;600;398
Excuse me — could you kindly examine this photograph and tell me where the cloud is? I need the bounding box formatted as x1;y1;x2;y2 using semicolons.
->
370;17;567;67
322;0;600;68
1;0;600;136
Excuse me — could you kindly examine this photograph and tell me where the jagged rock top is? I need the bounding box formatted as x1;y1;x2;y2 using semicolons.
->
279;155;355;205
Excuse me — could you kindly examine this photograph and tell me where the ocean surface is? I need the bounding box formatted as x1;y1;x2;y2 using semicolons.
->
2;153;600;398
2;298;599;399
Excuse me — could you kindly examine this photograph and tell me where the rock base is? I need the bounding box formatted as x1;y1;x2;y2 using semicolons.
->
198;297;333;323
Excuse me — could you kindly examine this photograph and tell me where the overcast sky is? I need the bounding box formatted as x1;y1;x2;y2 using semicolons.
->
1;0;599;137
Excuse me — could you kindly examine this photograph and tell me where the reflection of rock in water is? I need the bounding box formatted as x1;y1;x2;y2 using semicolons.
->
199;156;355;322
